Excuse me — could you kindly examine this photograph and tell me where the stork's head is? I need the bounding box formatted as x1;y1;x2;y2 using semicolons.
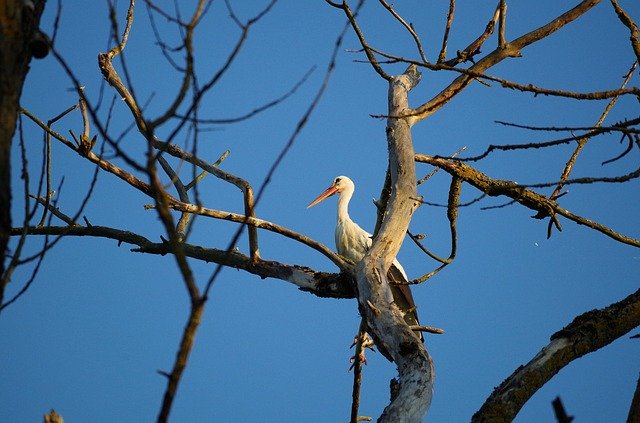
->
307;175;354;208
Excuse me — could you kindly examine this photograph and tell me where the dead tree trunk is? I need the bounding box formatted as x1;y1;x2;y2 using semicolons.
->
357;64;434;422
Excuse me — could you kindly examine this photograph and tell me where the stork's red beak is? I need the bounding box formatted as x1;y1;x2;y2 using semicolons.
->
307;184;338;208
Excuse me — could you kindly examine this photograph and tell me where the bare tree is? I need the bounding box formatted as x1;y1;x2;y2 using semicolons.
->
0;0;46;301
3;1;639;422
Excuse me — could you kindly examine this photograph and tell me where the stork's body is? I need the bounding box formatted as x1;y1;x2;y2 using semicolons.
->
308;176;421;340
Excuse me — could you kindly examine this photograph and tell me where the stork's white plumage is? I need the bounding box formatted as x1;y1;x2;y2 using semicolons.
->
307;176;421;340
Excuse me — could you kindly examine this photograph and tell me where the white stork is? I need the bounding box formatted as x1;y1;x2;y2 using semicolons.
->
307;175;422;341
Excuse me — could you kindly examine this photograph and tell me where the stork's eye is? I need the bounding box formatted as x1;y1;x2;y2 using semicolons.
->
335;177;342;184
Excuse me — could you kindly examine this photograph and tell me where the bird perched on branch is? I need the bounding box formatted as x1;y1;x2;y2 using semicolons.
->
307;175;422;343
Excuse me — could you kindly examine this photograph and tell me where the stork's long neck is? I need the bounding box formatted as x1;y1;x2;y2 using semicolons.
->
336;188;353;223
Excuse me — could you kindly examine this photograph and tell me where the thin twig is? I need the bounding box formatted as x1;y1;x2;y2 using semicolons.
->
177;67;316;125
437;0;455;63
350;320;368;423
628;373;640;423
37;104;78;226
150;0;207;128
378;0;428;63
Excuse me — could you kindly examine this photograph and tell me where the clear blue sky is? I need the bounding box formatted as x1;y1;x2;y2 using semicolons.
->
2;1;639;422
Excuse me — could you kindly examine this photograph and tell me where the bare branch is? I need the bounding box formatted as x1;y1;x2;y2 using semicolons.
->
349;320;370;423
9;224;355;299
168;200;349;270
409;176;459;284
444;2;501;67
362;53;639;122
157;155;191;241
412;0;602;123
461;116;640;162
472;288;640;422
105;0;135;59
415;155;640;248
157;302;203;423
20;107;156;197
1;118;32;308
38;103;78;226
178;67;315;125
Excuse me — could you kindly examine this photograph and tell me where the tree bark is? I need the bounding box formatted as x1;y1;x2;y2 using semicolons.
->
357;64;433;422
0;0;46;301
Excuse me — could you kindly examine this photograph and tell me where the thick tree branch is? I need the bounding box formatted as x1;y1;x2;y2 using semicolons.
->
9;224;356;299
472;288;640;422
357;64;433;422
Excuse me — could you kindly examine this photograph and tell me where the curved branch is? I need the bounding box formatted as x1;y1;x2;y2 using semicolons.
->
99;0;149;136
106;0;135;58
336;0;391;81
177;67;315;125
409;175;460;284
472;288;640;422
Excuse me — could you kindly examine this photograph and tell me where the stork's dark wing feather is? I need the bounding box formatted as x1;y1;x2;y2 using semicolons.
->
388;264;423;342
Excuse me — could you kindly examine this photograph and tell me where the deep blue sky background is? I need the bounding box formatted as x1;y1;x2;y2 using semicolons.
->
2;1;639;422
